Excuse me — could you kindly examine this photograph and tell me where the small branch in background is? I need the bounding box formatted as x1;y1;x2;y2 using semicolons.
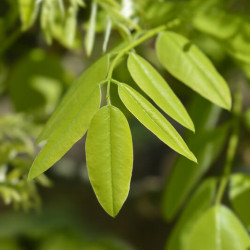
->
215;88;242;205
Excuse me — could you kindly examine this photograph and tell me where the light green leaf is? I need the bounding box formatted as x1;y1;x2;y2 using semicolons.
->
37;55;109;143
103;18;112;53
40;0;53;44
230;174;250;230
193;7;241;40
18;0;39;31
162;124;228;221
64;1;78;48
166;178;216;250
28;56;109;180
186;206;250;250
85;2;97;57
118;83;196;163
156;31;231;110
127;53;194;131
86;105;133;217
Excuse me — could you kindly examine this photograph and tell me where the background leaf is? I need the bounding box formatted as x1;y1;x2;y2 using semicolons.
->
86;105;133;217
156;31;231;110
85;2;98;57
162;97;227;221
18;0;39;31
186;206;250;250
229;174;250;231
166;178;217;250
118;83;196;163
127;53;194;131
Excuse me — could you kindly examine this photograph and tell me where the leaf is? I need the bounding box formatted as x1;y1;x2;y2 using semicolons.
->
162;125;228;221
40;0;53;44
186;206;250;250
118;83;196;163
18;0;39;31
64;1;78;48
103;18;112;53
127;53;194;131
229;174;250;230
85;2;97;57
166;178;216;250
36;55;109;143
193;7;241;40
28;55;109;180
156;31;231;110
86;105;133;217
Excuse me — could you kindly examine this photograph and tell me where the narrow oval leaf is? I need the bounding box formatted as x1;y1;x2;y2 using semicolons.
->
85;2;97;57
128;53;194;131
64;1;78;48
156;31;231;110
18;0;39;31
28;56;109;180
86;105;133;217
37;55;109;143
28;86;101;180
118;83;196;163
187;206;250;250
166;178;217;250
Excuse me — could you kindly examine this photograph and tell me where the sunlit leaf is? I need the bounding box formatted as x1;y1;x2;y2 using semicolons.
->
186;206;250;250
230;174;250;230
28;56;109;180
118;83;196;163
128;53;194;131
86;105;133;217
85;2;98;57
36;55;108;143
166;178;216;250
156;31;231;110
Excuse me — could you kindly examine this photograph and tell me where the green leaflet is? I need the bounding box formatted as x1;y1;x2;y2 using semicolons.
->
162;124;228;221
36;55;109;143
156;31;231;110
166;178;216;250
229;174;250;230
127;53;194;132
85;2;97;57
186;206;250;250
86;105;133;217
29;86;100;180
28;55;109;180
18;0;39;31
118;83;196;163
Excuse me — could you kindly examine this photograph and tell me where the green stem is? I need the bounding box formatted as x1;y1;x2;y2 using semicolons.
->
215;89;242;205
105;18;181;104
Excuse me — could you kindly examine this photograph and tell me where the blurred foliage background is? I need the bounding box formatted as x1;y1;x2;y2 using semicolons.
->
0;0;250;249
